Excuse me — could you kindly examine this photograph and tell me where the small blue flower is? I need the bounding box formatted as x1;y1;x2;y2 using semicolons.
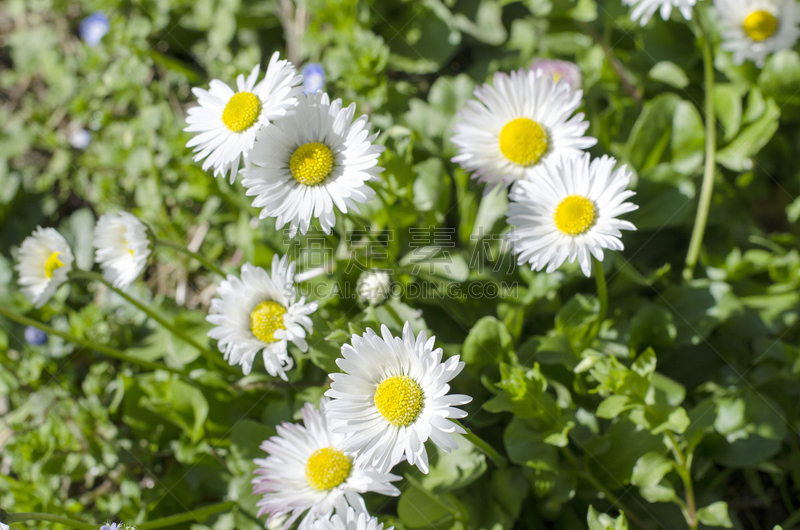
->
24;326;47;346
100;523;123;530
301;63;325;95
79;11;110;47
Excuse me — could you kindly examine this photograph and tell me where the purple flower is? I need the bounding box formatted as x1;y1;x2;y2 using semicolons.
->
79;11;110;47
301;63;325;95
530;58;582;91
24;326;47;346
100;523;122;530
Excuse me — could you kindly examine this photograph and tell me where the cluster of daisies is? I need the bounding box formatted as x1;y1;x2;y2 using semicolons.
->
451;66;638;277
185;52;383;237
625;0;799;66
14;218;472;530
15;212;152;308
250;322;470;529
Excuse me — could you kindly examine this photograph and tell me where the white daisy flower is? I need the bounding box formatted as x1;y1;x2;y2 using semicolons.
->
184;52;303;183
15;227;74;308
309;504;392;530
324;322;472;474
506;153;638;277
356;270;391;306
252;399;401;530
622;0;696;25
206;255;318;379
451;68;596;190
714;0;800;66
93;211;151;289
241;92;383;237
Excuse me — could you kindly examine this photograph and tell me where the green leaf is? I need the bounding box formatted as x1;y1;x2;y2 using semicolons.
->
717;99;780;171
629;303;677;351
658;281;742;346
624;94;679;172
229;419;275;472
413;158;451;213
405;75;476;142
504;417;559;470
631;452;675;488
670;100;705;174
596;395;635;419
139;378;209;444
422;434;487;492
399;247;469;282
462;316;516;373
397;478;458;528
639;483;679;503
707;391;787;467
648;61;689;89
713;84;745;142
697;501;734;528
587;506;629;530
631;348;657;378
555;294;599;347
758;50;800;98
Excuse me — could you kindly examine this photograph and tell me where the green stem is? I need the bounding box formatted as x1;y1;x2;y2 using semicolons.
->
137;501;236;529
69;270;234;373
154;238;226;277
667;432;698;530
683;8;717;281
5;501;235;530
0;306;183;375
453;420;507;468
6;512;99;529
582;258;608;350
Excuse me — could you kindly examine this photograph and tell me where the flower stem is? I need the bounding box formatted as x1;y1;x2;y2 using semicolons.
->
68;269;234;373
154;238;226;277
667;432;698;530
582;258;608;350
683;8;717;282
453;420;507;468
0;305;183;375
5;501;236;530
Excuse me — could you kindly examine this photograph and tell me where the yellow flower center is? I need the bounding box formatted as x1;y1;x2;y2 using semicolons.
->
743;10;778;41
554;195;596;236
499;117;549;167
552;72;563;83
289;142;334;186
123;239;135;256
373;375;424;427
250;301;287;343
221;92;262;133
304;447;352;491
44;251;64;279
